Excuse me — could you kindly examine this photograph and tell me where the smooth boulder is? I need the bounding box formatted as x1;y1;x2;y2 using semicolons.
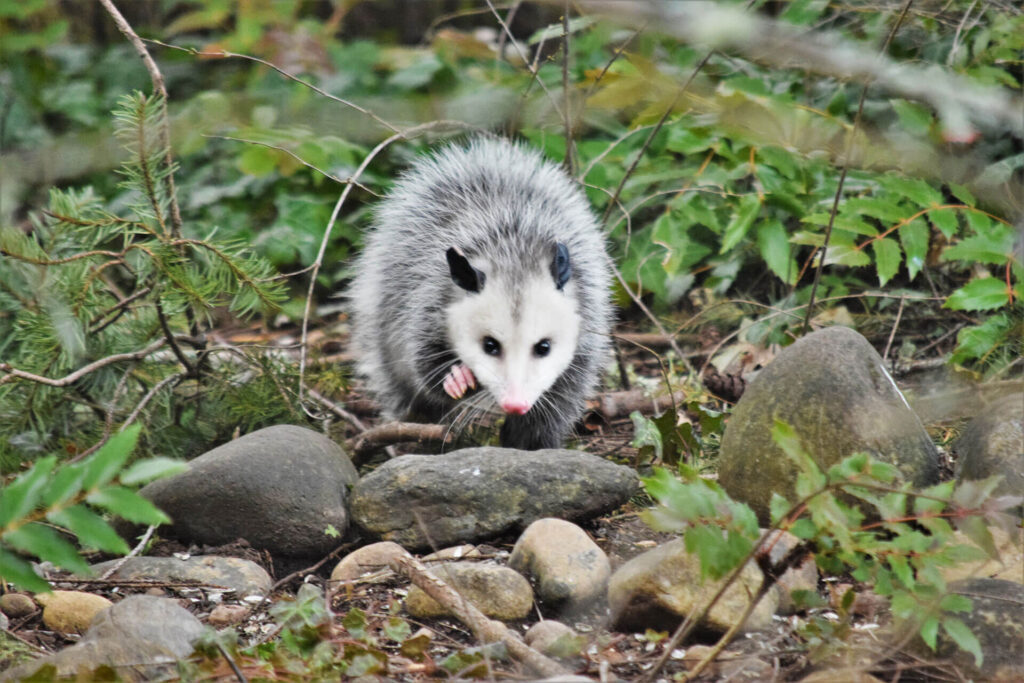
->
608;538;777;634
90;555;272;596
4;595;203;681
718;326;939;523
350;448;638;550
137;425;358;557
953;398;1023;516
404;561;534;621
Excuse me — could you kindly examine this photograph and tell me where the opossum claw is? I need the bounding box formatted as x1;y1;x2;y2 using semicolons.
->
443;363;476;399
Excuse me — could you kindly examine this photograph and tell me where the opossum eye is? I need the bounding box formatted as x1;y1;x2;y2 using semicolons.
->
533;339;551;357
482;336;502;356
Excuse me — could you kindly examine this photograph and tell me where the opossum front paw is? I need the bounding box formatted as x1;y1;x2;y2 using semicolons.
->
443;363;477;399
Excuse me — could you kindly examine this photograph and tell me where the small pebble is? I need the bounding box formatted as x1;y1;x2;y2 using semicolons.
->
208;604;249;627
0;593;37;619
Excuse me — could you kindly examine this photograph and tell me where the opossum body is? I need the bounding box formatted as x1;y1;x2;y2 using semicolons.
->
348;137;612;450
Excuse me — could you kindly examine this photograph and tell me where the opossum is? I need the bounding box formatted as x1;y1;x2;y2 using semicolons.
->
348;137;612;450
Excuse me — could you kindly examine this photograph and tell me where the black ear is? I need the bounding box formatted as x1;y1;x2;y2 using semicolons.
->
447;247;486;293
550;242;571;290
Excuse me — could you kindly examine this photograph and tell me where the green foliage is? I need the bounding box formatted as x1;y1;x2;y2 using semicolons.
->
0;424;186;592
641;419;1019;668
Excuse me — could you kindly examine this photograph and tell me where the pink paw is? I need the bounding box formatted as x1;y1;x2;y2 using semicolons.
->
443;363;477;399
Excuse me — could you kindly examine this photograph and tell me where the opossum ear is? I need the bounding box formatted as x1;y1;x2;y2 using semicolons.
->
447;247;486;293
551;242;572;290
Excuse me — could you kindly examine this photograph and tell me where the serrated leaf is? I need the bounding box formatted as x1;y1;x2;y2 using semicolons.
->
941;617;983;667
42;463;86;508
881;174;943;208
945;278;1010;311
81;425;141;491
119;457;188;486
898;218;929;280
757;219;796;284
920;616;940;650
0;455;57;529
0;547;52;592
955;515;998;559
872;237;902;285
720;195;761;253
3;523;91;576
928;208;959;239
47;505;129;555
941;224;1015;265
86;486;169;526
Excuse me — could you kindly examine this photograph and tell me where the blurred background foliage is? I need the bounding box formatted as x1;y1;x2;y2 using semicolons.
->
0;0;1021;466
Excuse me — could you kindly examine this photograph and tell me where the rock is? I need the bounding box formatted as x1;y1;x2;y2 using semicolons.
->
509;518;610;612
330;541;408;584
913;578;1024;681
525;620;582;656
762;529;819;615
0;593;36;619
423;545;483;561
953;398;1024;516
136;425;358;557
607;538;777;634
718;326;939;524
939;525;1023;584
404;561;534;621
351;448;638;550
90;555;273;597
36;590;113;634
5;595;204;681
208;604;249;627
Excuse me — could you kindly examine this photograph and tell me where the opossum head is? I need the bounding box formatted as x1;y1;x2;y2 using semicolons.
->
445;244;580;416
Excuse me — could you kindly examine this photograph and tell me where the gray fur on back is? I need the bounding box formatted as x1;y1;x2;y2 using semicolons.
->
348;137;612;449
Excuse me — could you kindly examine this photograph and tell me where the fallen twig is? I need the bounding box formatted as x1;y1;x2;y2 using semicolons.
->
588;389;687;420
349;422;452;462
388;553;570;678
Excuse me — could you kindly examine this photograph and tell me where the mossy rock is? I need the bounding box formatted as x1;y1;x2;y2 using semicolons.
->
718;326;939;524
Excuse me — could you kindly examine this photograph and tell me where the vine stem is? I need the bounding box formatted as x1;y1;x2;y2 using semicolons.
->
802;0;915;333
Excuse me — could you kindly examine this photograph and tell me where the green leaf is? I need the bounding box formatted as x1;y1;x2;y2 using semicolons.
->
720;195;761;253
944;278;1010;311
955;515;998;559
86;487;170;526
898;218;929;280
119;457;188;486
42;463;86;508
881;174;943;208
941;224;1015;265
81;425;141;491
890;99;934;135
941;617;983;668
757;219;796;284
928;208;959;239
47;505;129;555
0;455;57;528
383;616;411;643
3;523;92;576
872;237;902;285
237;146;277;177
950;314;1013;365
920;616;940;650
0;547;51;593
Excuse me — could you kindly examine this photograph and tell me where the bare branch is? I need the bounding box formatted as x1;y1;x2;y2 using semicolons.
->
0;338;168;387
349;422;452;462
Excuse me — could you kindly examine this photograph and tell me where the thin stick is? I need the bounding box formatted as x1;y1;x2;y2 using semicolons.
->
561;0;576;175
0;338;167;387
99;525;157;580
882;294;907;367
802;0;915;333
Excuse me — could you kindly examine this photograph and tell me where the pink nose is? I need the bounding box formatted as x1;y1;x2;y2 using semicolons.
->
501;400;531;415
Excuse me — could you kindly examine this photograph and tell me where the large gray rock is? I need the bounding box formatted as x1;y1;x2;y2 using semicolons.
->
2;595;203;681
90;555;272;596
138;425;358;557
953;397;1023;516
718;326;939;523
350;448;638;550
913;578;1024;681
607;538;777;634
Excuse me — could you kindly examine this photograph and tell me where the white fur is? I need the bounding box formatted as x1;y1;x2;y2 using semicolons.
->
447;272;580;413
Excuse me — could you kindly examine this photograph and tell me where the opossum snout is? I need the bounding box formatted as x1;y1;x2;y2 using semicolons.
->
501;399;531;415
